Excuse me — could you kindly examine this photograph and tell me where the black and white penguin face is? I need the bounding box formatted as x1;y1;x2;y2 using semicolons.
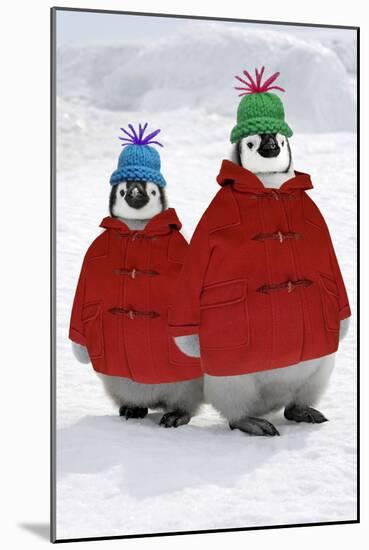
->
239;133;291;174
109;181;166;220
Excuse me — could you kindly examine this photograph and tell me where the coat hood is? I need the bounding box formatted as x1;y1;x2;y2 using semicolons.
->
99;208;182;236
216;160;313;193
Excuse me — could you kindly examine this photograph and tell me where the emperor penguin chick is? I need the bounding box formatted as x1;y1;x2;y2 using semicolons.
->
70;124;203;428
170;68;351;436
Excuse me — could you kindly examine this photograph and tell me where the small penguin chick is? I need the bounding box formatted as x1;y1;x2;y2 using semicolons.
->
109;180;167;221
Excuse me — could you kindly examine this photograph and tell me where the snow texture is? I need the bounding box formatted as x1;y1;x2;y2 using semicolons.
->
55;25;357;541
57;23;356;133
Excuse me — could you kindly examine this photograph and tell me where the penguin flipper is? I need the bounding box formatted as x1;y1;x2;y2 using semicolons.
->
71;341;90;364
174;335;200;357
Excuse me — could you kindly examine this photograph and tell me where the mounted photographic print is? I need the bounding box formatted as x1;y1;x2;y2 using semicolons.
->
51;6;359;543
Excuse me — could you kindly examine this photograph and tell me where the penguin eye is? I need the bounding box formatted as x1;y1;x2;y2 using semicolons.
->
247;142;254;149
119;189;125;197
151;190;157;196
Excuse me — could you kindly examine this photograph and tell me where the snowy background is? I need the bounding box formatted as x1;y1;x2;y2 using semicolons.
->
55;11;357;541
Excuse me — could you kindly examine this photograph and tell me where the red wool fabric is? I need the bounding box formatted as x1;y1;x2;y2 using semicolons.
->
69;209;202;383
169;160;351;376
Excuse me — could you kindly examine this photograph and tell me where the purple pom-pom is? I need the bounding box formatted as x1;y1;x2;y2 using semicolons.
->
118;123;164;147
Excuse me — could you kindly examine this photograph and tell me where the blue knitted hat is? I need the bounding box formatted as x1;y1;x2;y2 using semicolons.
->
110;123;166;187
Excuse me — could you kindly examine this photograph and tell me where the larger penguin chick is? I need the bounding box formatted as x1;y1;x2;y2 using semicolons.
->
171;67;351;436
174;132;293;359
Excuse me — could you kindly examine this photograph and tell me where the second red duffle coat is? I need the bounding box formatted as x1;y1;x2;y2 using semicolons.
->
69;209;201;384
169;160;351;376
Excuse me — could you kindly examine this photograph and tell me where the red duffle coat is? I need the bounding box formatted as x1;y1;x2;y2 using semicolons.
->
169;161;351;376
69;209;201;383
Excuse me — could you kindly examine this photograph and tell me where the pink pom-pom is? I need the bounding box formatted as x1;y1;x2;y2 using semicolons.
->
234;66;285;96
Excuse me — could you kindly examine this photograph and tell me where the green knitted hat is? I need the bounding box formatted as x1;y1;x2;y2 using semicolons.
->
230;66;293;144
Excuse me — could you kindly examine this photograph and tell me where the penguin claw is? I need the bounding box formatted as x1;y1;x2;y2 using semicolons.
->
160;411;191;428
284;404;328;424
119;406;148;420
230;416;280;436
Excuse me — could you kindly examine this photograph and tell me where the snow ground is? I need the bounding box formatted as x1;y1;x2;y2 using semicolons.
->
55;100;357;540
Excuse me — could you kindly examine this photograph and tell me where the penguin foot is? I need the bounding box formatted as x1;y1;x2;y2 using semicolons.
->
229;417;280;436
119;406;148;420
284;404;328;424
160;411;191;428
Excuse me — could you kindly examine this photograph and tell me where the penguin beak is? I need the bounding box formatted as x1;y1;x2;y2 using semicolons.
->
258;134;281;158
125;181;150;209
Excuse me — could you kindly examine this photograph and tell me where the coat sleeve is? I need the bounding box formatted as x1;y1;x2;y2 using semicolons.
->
303;193;351;321
167;229;190;263
326;227;351;320
168;214;211;336
69;255;88;346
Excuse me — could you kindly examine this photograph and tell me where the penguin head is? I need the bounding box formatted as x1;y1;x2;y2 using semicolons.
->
236;133;292;174
109;180;167;220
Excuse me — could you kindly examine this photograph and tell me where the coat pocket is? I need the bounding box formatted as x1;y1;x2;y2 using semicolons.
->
319;272;340;332
200;279;249;349
82;301;104;358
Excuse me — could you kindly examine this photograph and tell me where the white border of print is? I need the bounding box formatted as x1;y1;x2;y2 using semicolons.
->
1;1;367;550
